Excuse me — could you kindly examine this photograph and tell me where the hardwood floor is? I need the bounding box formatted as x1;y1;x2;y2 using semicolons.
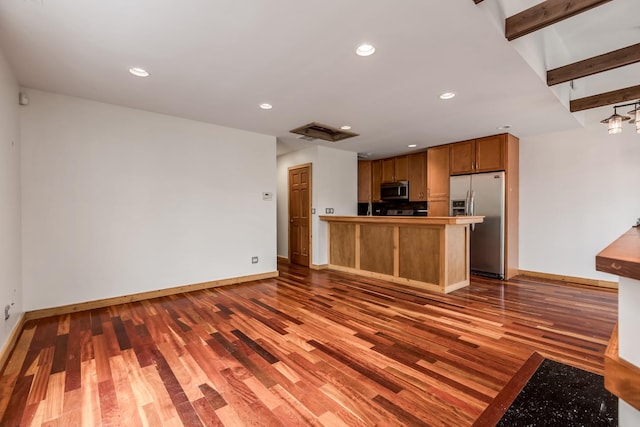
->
0;263;617;426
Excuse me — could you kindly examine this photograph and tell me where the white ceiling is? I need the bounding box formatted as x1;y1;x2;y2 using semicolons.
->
0;0;637;159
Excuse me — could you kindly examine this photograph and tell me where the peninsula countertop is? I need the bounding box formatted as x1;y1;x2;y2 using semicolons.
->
319;215;484;225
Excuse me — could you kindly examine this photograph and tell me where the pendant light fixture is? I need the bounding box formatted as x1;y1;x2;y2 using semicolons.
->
600;106;629;134
627;103;640;134
600;100;640;135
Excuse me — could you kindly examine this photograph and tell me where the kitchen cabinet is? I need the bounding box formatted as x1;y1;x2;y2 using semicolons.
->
408;151;427;201
426;145;449;216
358;160;372;203
449;134;506;175
381;155;408;183
395;155;409;181
371;160;382;202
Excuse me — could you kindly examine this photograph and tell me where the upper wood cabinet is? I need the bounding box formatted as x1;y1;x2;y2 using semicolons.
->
427;145;450;203
449;134;506;175
362;154;423;202
381;158;395;182
381;155;408;183
395;155;409;181
358;160;372;203
408;151;426;201
449;139;475;175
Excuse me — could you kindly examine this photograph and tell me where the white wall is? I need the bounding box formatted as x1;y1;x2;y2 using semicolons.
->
520;123;640;281
276;146;357;265
314;147;358;265
20;90;277;311
0;49;22;351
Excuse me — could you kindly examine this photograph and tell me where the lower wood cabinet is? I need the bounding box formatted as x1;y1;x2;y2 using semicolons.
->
427;200;449;217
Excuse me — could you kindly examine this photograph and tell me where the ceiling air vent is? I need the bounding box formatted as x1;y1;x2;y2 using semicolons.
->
298;135;317;142
290;122;359;142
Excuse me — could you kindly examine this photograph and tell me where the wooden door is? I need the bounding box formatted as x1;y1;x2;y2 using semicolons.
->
289;164;311;267
357;160;372;203
381;158;395;182
475;134;506;173
427;145;450;201
371;160;382;201
449;139;475;175
408;151;426;201
394;155;409;181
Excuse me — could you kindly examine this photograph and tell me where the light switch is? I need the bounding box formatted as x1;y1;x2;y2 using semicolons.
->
262;192;273;201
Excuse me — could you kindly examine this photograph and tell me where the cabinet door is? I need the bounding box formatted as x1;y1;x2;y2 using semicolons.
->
381;158;395;183
427;145;449;201
358;160;372;203
475;134;506;173
394;155;409;181
449;140;475;175
408;152;426;201
371;160;382;201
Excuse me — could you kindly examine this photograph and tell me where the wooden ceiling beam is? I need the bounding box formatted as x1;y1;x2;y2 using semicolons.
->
570;85;640;112
548;43;640;86
506;0;612;41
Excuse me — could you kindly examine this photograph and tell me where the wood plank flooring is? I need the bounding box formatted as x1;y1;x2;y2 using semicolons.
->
0;263;617;426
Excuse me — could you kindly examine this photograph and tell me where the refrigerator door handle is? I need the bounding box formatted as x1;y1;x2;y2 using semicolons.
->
465;190;470;215
470;190;476;231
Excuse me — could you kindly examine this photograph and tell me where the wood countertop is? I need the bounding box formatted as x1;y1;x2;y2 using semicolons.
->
319;215;484;225
596;227;640;281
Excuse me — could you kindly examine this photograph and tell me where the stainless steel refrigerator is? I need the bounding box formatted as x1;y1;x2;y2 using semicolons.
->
449;171;505;279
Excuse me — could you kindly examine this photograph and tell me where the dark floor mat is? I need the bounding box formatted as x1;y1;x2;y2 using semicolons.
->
497;359;617;426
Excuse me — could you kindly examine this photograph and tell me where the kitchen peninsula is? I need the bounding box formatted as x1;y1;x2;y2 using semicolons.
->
320;215;483;293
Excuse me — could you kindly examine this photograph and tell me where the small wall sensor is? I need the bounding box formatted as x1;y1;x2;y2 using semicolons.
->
18;91;29;106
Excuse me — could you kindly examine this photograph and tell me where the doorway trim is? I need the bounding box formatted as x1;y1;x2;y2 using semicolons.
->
288;163;312;267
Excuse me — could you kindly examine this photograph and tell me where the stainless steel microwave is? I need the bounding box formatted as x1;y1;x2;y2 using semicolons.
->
380;181;409;200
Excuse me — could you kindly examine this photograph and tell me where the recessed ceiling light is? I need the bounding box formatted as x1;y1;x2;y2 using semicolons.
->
341;125;352;130
259;103;273;110
439;92;456;100
497;125;512;130
408;144;417;148
356;44;376;57
129;67;149;77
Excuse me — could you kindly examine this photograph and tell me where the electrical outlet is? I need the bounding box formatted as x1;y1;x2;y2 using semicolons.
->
4;304;10;321
312;208;316;214
251;256;259;264
325;208;334;214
